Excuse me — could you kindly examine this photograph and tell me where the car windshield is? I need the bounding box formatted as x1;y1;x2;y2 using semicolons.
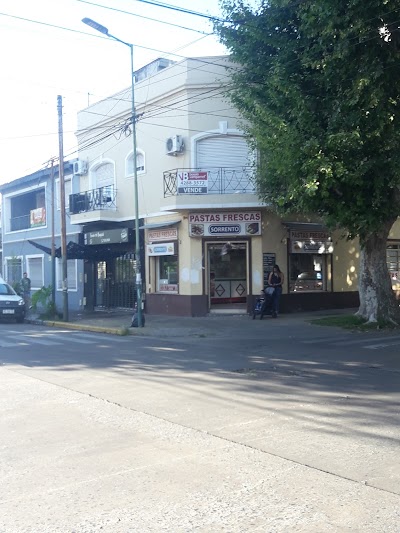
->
0;283;16;296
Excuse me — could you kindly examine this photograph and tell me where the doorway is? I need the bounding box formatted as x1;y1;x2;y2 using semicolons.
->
94;255;136;308
206;242;248;311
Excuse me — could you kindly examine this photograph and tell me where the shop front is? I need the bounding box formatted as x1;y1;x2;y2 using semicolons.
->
82;226;143;310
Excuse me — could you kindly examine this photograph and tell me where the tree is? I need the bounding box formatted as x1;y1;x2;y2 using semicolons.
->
216;0;400;323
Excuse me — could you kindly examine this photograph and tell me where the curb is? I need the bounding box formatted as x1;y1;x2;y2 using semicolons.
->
25;318;138;336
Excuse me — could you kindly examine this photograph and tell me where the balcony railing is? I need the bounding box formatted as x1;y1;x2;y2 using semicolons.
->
163;167;256;197
69;186;117;214
10;214;30;231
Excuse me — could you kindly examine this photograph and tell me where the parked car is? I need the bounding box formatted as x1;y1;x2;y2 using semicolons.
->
293;271;323;292
0;278;26;323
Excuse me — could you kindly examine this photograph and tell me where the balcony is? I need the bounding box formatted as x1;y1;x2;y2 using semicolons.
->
164;167;256;196
69;186;118;224
10;207;46;232
162;167;258;211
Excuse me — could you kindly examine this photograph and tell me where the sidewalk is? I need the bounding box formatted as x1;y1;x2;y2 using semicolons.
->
25;307;357;338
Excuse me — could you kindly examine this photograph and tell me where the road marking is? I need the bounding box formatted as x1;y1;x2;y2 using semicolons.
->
364;340;400;350
302;336;352;345
334;335;400;346
0;341;16;348
19;337;60;346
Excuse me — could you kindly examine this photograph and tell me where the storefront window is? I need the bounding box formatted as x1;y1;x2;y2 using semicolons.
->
290;254;325;292
387;244;400;286
158;256;178;293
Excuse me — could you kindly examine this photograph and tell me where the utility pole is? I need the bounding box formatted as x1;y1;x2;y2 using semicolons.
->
50;159;56;311
57;95;68;321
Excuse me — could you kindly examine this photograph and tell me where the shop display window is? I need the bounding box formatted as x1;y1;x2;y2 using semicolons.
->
290;254;325;292
157;256;178;293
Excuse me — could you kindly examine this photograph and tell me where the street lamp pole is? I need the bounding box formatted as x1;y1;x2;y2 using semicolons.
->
82;18;143;326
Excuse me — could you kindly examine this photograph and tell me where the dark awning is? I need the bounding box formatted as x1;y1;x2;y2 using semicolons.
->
28;240;130;260
140;220;181;230
28;240;60;257
282;222;329;232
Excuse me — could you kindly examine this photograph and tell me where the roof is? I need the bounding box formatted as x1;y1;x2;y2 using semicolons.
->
0;161;75;193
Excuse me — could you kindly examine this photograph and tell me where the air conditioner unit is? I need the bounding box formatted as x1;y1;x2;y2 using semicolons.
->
166;135;184;155
73;160;88;176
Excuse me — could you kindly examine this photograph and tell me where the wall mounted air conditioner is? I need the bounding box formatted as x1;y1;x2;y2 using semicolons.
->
166;135;184;155
73;160;88;176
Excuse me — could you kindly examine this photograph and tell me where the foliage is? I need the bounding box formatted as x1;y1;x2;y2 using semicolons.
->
215;0;400;242
215;0;400;322
11;281;22;296
31;286;59;319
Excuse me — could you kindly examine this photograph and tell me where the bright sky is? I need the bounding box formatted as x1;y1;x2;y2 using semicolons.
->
0;0;232;184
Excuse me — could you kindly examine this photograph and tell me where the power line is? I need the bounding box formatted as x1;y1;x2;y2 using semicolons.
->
127;0;226;22
76;0;211;34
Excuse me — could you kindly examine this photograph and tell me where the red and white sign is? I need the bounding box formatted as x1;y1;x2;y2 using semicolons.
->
178;171;208;194
30;207;46;227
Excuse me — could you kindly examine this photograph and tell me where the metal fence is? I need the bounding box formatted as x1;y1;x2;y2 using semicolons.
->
163;167;256;197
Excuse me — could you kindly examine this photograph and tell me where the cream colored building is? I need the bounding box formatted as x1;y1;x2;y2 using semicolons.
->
70;56;400;316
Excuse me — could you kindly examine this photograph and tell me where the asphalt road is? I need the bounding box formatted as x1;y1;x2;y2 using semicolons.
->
0;322;399;532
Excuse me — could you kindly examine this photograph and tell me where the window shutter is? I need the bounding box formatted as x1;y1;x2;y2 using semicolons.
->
196;135;252;168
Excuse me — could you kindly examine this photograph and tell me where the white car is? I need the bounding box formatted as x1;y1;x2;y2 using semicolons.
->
0;278;26;323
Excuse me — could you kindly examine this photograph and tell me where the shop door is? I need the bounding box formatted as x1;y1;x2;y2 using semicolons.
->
207;242;248;306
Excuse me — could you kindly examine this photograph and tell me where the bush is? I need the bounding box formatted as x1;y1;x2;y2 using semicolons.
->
31;286;59;319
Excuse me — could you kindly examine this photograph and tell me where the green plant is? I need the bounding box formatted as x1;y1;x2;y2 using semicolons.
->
31;286;59;319
12;281;22;295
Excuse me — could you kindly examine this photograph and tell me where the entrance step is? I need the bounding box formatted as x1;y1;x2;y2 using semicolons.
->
209;305;247;315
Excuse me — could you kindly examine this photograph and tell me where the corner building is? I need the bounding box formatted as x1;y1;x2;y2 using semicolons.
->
72;56;400;316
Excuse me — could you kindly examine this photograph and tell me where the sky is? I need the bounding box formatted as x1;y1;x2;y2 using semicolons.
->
0;0;237;184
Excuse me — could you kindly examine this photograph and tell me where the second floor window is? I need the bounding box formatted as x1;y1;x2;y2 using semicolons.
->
126;150;145;176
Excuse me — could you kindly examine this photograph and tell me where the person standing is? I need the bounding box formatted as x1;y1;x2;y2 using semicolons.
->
21;272;31;308
268;264;284;318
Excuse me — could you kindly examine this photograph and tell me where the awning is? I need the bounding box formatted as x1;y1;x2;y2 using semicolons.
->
282;222;329;232
28;240;130;260
140;220;181;230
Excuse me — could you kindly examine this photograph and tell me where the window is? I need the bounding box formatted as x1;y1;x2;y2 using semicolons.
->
157;256;178;293
387;243;400;285
289;254;326;292
5;256;22;285
26;255;44;289
56;259;77;291
126;150;145;176
56;178;72;211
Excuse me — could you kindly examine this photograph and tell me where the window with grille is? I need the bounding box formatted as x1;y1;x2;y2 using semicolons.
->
27;256;44;289
56;259;77;291
5;256;22;285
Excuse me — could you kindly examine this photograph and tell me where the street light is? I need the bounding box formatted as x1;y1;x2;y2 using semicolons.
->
82;17;143;327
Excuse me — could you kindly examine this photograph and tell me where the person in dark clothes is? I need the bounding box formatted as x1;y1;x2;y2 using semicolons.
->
268;264;284;318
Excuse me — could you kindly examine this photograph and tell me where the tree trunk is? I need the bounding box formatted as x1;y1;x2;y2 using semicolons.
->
357;221;400;324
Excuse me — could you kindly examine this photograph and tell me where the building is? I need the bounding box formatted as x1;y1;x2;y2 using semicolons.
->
0;162;84;312
71;55;400;316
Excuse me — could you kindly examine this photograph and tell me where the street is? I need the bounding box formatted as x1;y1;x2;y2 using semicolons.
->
0;320;399;532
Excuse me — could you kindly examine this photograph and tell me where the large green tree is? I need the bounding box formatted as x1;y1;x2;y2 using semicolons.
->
216;0;400;323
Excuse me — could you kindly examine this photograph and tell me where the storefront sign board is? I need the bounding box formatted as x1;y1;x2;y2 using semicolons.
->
177;171;208;194
148;228;178;242
85;228;131;245
189;211;261;237
147;242;175;256
290;230;333;254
